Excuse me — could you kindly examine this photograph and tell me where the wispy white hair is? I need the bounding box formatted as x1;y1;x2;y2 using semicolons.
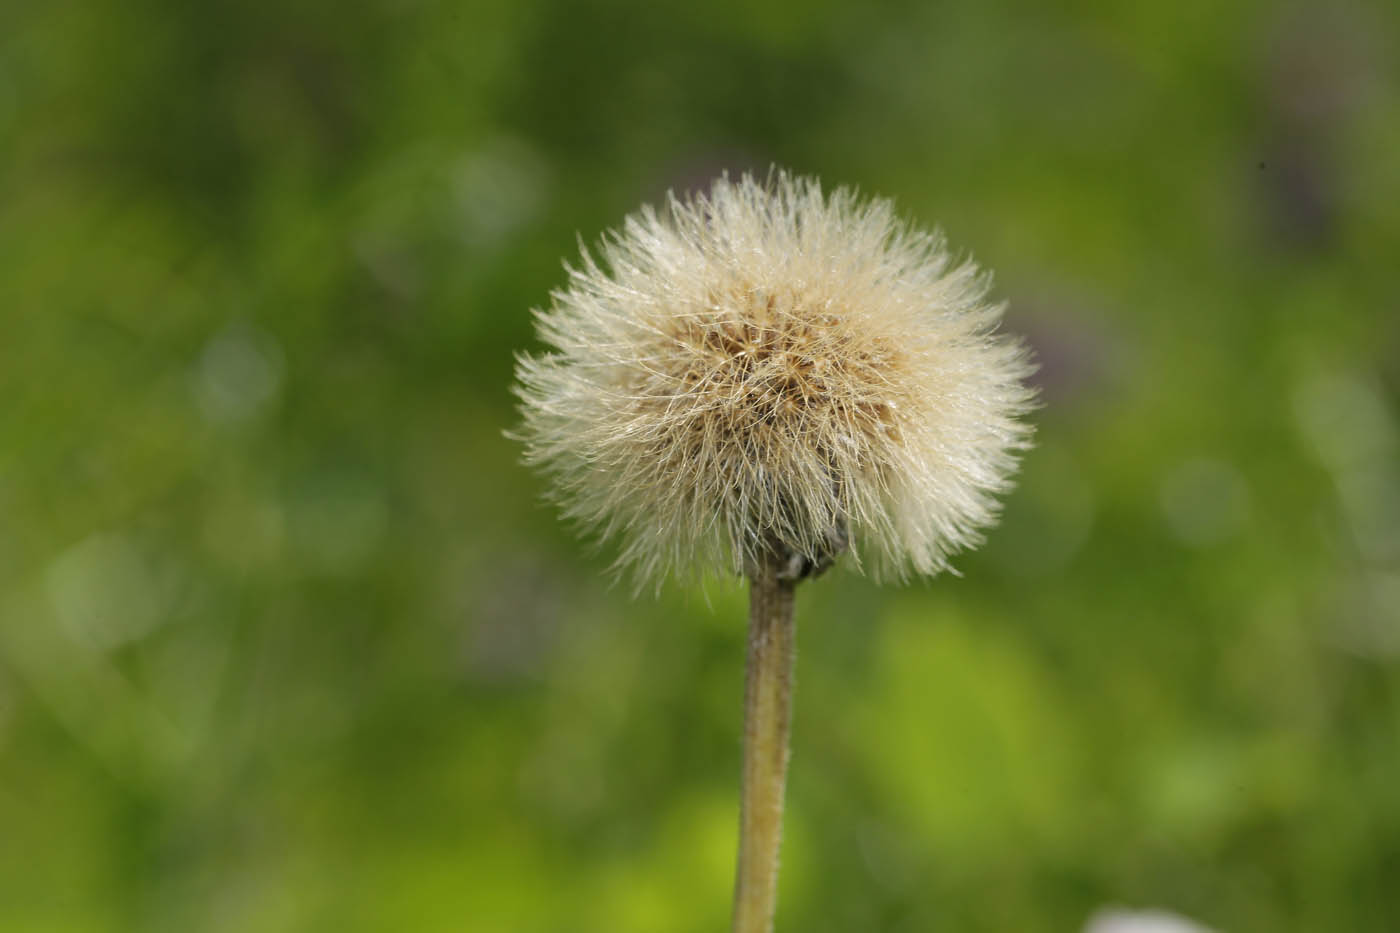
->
514;170;1035;588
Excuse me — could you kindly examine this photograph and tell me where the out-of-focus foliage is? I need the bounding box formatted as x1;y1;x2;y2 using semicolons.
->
1;0;1397;930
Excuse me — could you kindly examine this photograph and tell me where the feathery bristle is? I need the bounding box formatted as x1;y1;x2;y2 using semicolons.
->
514;170;1036;588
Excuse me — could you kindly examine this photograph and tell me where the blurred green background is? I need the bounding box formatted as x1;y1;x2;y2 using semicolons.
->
2;0;1398;930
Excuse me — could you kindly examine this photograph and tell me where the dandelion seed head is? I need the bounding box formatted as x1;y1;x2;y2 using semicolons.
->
514;170;1036;588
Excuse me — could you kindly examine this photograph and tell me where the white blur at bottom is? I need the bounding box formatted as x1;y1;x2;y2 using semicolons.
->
1084;907;1217;933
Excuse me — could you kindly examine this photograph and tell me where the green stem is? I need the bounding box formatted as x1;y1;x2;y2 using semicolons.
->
731;564;798;933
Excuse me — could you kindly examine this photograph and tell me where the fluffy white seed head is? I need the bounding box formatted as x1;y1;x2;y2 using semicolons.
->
514;170;1036;588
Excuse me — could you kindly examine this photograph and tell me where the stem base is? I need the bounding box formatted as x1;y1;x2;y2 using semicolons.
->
731;566;797;933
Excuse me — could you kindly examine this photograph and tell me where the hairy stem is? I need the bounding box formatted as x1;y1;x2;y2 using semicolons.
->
731;564;798;933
